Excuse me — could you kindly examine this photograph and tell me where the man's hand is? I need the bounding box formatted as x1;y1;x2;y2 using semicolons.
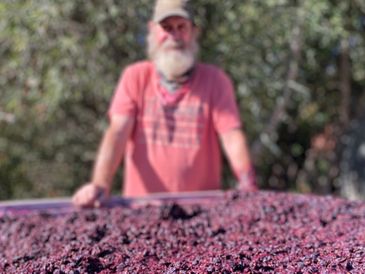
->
237;169;258;192
72;183;108;208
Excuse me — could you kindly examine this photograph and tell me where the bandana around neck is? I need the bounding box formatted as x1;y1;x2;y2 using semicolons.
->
155;66;195;106
159;67;195;92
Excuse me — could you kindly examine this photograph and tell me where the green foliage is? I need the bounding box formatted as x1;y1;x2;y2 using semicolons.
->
1;0;365;200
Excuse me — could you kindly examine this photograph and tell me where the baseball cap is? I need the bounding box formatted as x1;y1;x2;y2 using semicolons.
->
152;0;193;23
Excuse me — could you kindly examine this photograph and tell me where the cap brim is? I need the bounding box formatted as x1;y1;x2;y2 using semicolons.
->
153;9;190;23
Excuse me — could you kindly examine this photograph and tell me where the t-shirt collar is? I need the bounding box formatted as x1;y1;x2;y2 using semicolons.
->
154;65;196;106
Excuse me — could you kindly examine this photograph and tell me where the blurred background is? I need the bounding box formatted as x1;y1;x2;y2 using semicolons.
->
1;0;365;201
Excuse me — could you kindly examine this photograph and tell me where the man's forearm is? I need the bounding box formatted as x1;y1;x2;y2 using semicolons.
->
91;130;124;194
91;116;134;194
220;128;257;190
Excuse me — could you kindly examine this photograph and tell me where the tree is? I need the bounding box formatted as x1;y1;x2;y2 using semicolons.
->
1;0;365;200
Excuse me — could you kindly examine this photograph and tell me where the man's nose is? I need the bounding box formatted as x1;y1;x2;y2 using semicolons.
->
169;28;182;40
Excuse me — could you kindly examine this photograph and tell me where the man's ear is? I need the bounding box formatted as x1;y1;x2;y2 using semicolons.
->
148;21;155;31
193;25;201;39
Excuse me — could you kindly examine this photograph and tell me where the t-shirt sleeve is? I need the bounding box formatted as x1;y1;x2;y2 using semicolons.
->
212;70;242;134
108;66;137;119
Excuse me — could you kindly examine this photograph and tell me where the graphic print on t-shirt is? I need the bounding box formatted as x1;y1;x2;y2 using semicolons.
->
136;98;205;148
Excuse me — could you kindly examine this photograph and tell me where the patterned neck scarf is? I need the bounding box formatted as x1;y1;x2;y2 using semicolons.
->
156;66;195;106
159;67;195;92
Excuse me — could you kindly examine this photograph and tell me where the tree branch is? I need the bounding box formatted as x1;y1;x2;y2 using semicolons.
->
252;7;305;159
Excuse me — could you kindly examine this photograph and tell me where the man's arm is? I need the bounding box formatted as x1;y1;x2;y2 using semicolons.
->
220;128;257;191
72;115;135;207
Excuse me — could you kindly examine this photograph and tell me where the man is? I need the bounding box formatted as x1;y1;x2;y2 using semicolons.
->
72;0;257;207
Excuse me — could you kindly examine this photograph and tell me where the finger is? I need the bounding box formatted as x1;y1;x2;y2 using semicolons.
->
72;186;95;208
93;187;107;208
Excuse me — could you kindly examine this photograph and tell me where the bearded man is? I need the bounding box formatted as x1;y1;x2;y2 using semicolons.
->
73;0;257;207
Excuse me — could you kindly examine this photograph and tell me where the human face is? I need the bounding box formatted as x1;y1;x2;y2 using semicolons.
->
156;16;195;49
147;16;198;80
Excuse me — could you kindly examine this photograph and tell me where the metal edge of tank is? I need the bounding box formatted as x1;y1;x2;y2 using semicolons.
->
0;190;225;216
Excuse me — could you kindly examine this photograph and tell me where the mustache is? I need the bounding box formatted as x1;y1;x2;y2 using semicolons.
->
147;30;199;62
161;39;185;50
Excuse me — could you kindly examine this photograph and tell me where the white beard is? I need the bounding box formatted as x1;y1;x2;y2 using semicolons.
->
147;32;198;81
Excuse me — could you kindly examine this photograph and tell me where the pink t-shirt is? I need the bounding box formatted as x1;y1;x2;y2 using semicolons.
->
109;61;242;197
